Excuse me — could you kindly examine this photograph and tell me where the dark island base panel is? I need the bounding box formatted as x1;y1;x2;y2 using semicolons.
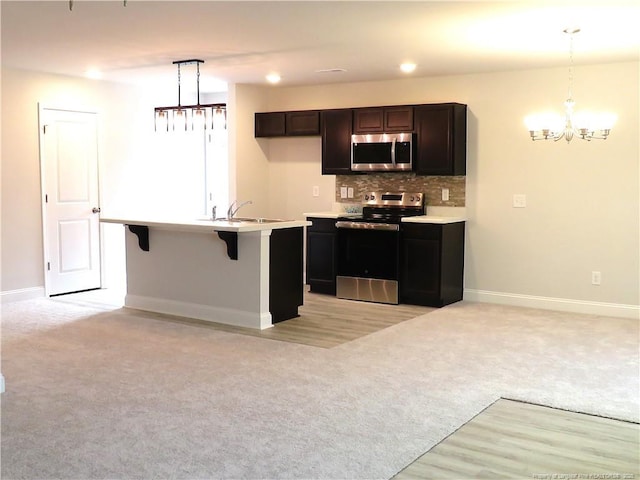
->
271;307;300;323
269;227;304;323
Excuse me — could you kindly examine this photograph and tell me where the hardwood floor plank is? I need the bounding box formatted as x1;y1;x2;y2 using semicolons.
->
136;290;435;348
393;399;640;480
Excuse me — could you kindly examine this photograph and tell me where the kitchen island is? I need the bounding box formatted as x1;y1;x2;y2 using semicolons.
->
100;216;310;329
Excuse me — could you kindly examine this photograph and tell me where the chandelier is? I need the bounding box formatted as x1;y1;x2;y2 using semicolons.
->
525;28;616;143
154;59;227;132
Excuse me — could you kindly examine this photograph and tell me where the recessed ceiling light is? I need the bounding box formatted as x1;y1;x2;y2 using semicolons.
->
400;63;417;73
266;73;281;84
85;68;103;80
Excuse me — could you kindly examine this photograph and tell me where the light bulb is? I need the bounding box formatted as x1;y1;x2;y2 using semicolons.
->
193;108;206;130
174;109;187;131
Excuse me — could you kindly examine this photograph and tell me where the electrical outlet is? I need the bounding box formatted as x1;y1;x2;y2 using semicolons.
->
312;186;319;197
591;271;601;285
513;194;527;208
340;186;348;199
442;188;450;202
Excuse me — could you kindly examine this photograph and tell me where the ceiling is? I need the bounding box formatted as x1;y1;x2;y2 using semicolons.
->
2;1;639;94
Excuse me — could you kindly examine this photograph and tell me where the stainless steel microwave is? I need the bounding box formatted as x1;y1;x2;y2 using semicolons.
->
351;133;413;172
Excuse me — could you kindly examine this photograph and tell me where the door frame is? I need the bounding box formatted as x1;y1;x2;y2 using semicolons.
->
38;104;104;296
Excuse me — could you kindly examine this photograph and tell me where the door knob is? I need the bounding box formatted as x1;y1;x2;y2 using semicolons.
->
92;207;101;214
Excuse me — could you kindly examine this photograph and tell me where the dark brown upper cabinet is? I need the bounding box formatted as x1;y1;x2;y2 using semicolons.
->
255;112;286;137
353;106;414;133
285;111;320;136
414;103;467;176
321;109;353;175
255;110;320;137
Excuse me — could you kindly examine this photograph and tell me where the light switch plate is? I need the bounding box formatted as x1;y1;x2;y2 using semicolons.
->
340;186;348;199
312;186;319;197
513;194;527;208
347;187;354;198
442;188;450;201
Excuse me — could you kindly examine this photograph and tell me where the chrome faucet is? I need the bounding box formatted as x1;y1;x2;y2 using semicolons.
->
227;200;253;219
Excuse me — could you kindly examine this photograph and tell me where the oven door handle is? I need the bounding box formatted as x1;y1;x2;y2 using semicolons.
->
335;221;399;231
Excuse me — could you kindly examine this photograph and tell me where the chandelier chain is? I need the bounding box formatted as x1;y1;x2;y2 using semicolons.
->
567;31;574;100
177;63;182;107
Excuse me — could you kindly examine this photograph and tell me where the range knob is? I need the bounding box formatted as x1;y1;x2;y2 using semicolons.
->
371;194;376;200
364;194;369;201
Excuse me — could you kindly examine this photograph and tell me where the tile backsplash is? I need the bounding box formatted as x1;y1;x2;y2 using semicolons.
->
335;173;465;207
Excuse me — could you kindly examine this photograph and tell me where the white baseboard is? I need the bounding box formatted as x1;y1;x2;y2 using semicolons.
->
124;294;273;330
0;286;45;304
464;289;639;320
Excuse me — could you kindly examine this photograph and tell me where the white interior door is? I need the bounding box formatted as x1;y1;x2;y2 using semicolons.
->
40;107;101;295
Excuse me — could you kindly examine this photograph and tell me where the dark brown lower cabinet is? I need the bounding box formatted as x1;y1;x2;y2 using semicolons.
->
400;222;465;307
305;217;338;294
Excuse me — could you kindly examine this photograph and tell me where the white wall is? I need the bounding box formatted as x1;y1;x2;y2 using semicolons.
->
0;68;214;295
241;62;639;317
227;84;270;219
0;68;151;294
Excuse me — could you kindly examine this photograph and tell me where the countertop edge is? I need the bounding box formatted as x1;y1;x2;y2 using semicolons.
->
304;212;359;219
401;216;466;224
100;217;311;233
303;213;466;224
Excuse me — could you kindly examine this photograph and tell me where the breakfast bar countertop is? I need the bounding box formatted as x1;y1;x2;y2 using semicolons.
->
100;216;311;233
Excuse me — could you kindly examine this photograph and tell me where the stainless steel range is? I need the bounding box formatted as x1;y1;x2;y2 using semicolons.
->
335;191;425;304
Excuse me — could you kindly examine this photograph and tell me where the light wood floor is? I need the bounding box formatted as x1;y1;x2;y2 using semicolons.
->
59;287;435;348
393;398;640;480
150;291;435;348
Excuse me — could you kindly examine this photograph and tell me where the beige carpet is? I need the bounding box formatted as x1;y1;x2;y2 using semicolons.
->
1;299;638;479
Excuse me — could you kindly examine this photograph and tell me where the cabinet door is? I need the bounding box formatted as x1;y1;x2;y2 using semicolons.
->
353;108;384;133
414;104;466;175
321;109;353;175
353;106;413;133
384;106;414;131
255;112;285;137
306;218;338;294
286;111;320;136
400;222;465;307
400;224;442;305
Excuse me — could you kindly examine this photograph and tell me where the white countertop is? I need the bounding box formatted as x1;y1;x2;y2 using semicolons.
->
305;212;465;224
402;215;466;224
100;216;311;233
304;212;358;219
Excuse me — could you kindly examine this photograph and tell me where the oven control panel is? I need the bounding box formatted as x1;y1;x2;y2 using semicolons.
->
362;191;423;207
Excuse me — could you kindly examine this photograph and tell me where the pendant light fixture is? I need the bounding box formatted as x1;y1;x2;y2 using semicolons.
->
525;28;616;143
154;59;227;132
